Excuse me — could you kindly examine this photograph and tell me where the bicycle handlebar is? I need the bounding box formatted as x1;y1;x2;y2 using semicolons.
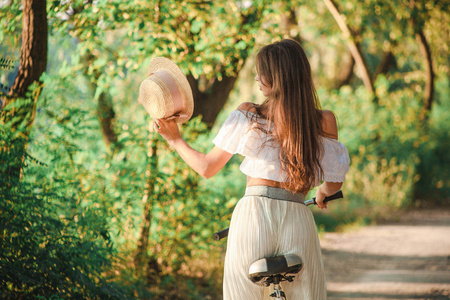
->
214;228;230;241
214;190;344;241
304;190;343;206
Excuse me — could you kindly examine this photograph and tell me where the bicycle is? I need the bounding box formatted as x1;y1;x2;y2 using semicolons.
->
214;190;343;300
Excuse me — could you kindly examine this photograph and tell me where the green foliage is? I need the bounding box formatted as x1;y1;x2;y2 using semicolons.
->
130;118;237;298
0;57;17;70
311;73;449;229
0;1;22;46
0;114;131;299
1;0;448;298
0;53;18;105
147;119;221;268
413;76;450;202
42;0;277;93
19;71;241;298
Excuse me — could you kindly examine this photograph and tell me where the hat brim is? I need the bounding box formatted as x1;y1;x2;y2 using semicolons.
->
147;57;194;124
164;114;188;120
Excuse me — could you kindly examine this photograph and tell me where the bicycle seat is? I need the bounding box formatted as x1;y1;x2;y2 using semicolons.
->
248;254;303;284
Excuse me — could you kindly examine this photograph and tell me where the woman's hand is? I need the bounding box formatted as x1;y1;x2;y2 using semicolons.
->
315;181;343;209
154;118;182;146
315;186;328;209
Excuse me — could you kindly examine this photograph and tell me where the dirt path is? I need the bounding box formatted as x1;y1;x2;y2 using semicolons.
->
320;208;450;300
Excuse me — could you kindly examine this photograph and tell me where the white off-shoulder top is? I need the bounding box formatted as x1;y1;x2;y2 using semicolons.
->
212;110;350;185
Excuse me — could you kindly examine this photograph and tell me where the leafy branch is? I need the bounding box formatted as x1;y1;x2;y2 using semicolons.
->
0;56;17;70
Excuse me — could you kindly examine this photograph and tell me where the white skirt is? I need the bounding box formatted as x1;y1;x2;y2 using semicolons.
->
223;186;327;300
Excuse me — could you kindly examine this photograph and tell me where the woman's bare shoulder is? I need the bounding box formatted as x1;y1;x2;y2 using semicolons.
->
320;110;338;139
237;102;257;113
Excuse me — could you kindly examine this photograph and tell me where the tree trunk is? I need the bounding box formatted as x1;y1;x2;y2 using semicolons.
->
2;0;47;182
134;129;158;271
322;0;376;100
6;0;48;127
66;2;118;150
374;51;396;79
81;52;119;151
183;7;263;127
96;92;118;148
280;7;302;45
416;29;434;121
334;53;355;89
188;74;238;127
409;0;435;121
9;0;47;100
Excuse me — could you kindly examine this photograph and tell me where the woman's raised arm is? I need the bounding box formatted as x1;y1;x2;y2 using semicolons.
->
155;118;233;179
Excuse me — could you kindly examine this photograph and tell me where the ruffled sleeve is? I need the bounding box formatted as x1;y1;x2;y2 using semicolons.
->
319;137;350;182
212;110;262;156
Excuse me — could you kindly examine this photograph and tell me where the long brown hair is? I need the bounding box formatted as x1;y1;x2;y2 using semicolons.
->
255;39;323;194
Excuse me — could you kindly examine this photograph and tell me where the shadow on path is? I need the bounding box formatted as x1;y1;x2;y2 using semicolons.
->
321;209;450;300
327;291;449;300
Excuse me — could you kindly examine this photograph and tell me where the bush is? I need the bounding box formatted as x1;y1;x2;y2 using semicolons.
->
312;75;450;230
0;105;131;299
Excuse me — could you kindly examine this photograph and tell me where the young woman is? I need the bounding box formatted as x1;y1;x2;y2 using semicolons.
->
154;39;350;299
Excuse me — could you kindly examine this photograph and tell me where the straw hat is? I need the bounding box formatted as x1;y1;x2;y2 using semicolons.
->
138;57;194;123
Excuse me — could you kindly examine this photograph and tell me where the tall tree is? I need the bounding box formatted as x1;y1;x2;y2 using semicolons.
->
46;1;121;151
374;50;396;79
280;5;303;45
322;0;376;99
129;0;273;276
134;131;158;272
334;52;355;89
82;52;120;150
46;0;274;132
129;0;271;126
409;0;435;121
5;0;48;130
1;0;48;181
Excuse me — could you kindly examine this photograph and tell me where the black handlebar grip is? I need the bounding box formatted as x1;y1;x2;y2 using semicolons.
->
214;228;229;241
305;190;344;206
323;190;344;203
